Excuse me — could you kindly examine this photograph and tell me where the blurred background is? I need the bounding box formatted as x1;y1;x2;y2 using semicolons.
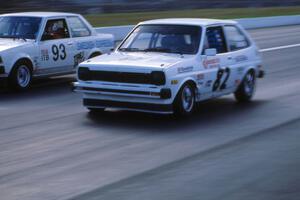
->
1;0;300;26
1;0;300;14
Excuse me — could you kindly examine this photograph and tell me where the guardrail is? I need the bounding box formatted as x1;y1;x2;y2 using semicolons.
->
95;15;300;43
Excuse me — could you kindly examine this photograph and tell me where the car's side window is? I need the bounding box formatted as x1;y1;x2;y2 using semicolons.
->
204;26;227;54
41;19;70;41
224;25;250;51
67;16;91;38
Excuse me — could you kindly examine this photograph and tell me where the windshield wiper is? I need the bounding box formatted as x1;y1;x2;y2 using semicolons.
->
143;48;171;53
119;47;141;52
0;36;27;42
143;48;184;55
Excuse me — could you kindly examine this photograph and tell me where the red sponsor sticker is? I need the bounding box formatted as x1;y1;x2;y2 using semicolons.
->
203;58;220;69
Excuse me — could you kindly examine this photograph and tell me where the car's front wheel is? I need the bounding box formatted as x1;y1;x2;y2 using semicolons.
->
174;83;196;116
234;70;256;102
9;61;32;91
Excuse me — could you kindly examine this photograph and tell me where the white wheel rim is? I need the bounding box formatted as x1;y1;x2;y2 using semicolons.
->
244;73;255;96
17;65;31;88
181;86;194;113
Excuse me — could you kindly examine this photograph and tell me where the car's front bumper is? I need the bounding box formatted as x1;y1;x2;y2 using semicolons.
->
83;99;173;114
73;82;174;114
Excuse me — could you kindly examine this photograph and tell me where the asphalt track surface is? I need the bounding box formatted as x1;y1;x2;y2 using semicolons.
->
1;25;300;200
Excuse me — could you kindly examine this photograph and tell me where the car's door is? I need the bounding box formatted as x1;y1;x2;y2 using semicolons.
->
223;25;252;87
201;26;232;97
66;16;97;66
37;18;76;75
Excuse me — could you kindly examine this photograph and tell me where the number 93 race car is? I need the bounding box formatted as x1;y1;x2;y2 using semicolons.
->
0;12;114;90
73;18;265;116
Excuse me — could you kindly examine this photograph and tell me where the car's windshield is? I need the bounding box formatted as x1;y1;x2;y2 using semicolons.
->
0;16;42;40
119;25;201;55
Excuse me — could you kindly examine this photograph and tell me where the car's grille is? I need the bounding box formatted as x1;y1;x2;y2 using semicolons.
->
78;67;165;85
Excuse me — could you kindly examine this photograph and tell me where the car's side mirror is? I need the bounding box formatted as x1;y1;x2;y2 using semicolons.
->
204;48;217;57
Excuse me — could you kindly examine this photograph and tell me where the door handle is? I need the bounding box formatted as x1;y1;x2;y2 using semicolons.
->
67;42;73;45
227;56;233;60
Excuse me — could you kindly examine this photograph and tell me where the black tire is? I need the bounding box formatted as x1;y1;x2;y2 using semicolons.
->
88;52;102;59
173;83;196;116
234;70;256;102
9;61;32;91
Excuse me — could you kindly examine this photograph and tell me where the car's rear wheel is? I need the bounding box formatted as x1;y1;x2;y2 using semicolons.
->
234;70;256;102
174;83;196;116
9;61;32;91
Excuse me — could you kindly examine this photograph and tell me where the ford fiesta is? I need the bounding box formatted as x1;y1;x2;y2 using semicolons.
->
73;18;264;116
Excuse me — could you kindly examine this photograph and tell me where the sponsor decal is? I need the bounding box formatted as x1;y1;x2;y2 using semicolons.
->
41;49;49;61
203;58;220;69
33;57;39;66
178;66;193;73
197;81;204;86
205;80;212;88
237;66;245;74
74;52;85;67
76;40;113;51
171;80;178;85
196;73;205;80
235;55;248;63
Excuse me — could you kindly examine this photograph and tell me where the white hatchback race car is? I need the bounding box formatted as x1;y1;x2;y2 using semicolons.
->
74;18;264;116
0;12;114;90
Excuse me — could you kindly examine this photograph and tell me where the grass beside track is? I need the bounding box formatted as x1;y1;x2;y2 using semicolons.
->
84;6;300;27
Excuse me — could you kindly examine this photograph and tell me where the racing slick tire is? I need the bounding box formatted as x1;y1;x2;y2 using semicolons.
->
9;61;32;91
174;82;196;116
234;70;256;102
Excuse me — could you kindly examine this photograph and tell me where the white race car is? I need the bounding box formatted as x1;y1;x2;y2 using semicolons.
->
74;18;264;116
0;12;114;90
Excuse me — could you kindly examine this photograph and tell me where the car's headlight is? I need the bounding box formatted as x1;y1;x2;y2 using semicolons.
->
151;71;166;85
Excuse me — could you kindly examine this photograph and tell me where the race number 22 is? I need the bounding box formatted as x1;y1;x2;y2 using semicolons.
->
52;44;66;61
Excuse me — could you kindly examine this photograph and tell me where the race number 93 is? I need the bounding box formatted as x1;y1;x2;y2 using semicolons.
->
52;44;66;61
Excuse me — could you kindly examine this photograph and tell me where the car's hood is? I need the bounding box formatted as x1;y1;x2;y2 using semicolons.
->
0;38;31;52
83;51;189;71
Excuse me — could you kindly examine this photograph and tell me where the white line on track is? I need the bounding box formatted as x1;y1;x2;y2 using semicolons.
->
260;43;300;52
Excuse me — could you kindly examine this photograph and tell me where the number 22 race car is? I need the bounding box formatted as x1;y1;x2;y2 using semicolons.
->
74;18;265;116
0;12;114;90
